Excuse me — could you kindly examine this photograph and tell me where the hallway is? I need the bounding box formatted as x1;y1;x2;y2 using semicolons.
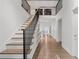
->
0;0;78;58
36;35;74;59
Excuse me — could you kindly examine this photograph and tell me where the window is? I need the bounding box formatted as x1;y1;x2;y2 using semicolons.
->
35;9;43;15
44;9;51;15
38;9;43;15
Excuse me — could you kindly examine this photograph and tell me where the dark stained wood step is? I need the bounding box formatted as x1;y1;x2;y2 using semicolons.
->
15;33;23;35
12;37;23;39
0;49;31;54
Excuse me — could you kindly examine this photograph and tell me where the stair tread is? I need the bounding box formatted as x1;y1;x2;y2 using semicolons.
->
16;30;23;32
23;23;29;25
15;33;23;35
21;25;27;27
12;37;23;39
0;49;31;54
7;42;33;45
23;21;31;24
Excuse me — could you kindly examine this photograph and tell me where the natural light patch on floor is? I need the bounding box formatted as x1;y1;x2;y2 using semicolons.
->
37;35;74;59
55;55;60;59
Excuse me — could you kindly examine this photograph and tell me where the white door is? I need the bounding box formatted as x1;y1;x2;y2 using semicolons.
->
73;13;78;57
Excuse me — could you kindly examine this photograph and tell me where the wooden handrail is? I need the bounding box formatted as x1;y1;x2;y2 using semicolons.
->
21;11;39;30
23;11;39;59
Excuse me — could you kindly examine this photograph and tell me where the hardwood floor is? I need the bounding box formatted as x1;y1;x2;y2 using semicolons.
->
35;35;75;59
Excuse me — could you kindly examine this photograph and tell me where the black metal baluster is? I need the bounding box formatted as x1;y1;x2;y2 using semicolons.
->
23;11;39;59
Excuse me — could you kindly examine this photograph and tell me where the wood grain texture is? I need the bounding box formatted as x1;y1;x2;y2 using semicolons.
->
0;49;31;54
36;35;75;59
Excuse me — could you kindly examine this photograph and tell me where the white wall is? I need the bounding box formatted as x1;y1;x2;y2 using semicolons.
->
52;9;62;41
28;1;58;8
58;19;62;42
62;0;78;56
0;0;30;52
49;0;78;57
52;0;78;57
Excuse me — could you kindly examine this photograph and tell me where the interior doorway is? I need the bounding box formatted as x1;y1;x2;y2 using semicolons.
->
73;14;78;58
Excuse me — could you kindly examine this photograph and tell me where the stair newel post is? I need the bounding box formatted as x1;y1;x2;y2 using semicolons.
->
23;29;26;59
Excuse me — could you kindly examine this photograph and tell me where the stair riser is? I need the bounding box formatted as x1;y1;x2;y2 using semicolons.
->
12;35;23;37
21;26;35;29
15;33;23;35
21;25;27;27
12;38;23;40
8;41;23;44
0;54;23;58
9;41;23;43
6;46;23;49
12;37;23;39
7;41;32;44
10;38;33;42
16;31;23;34
20;27;26;29
0;54;33;59
7;45;30;49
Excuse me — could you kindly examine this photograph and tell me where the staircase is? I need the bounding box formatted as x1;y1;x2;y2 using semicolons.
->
0;11;40;59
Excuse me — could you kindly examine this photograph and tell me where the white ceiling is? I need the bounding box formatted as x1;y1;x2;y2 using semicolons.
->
39;16;56;24
27;1;58;9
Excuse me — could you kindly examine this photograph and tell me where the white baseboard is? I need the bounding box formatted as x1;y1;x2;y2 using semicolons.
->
62;44;73;56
